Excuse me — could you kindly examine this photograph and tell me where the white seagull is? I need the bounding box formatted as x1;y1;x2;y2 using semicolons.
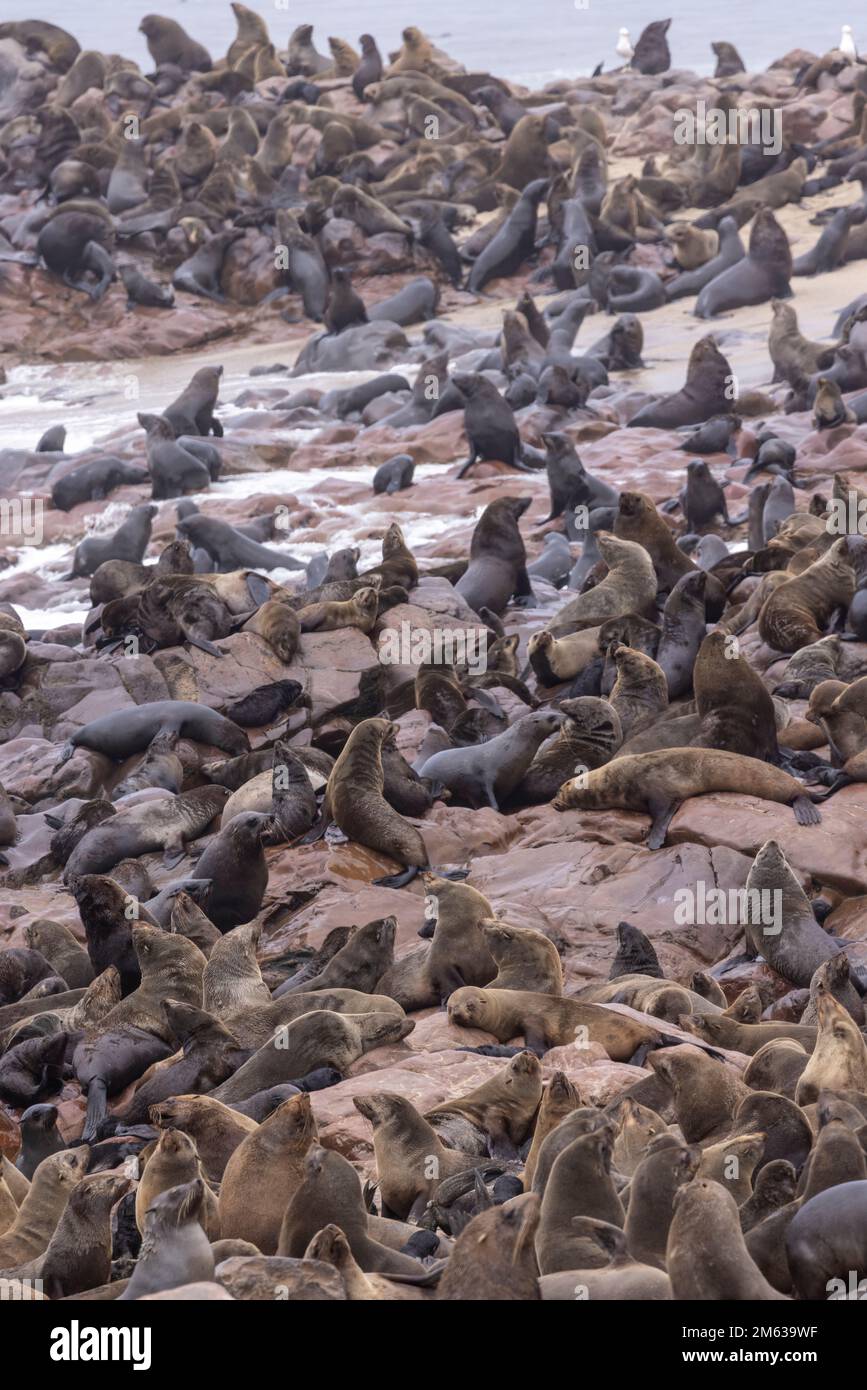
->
840;25;858;60
616;27;634;63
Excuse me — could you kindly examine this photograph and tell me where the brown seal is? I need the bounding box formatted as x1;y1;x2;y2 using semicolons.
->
667;222;718;270
218;1093;317;1254
512;698;622;803
796;987;867;1103
536;1125;624;1274
697;1131;766;1204
377;875;496;1009
554;748;821;847
667;1178;788;1299
539;1219;673;1301
739;1160;797;1232
608;642;668;736
527;627;602;685
744;839;855;989
209;1011;414;1103
523;1072;580;1189
628;337;734;430
768;300;836;384
647;1045;748;1143
297;586;378;634
548;534;658;636
624;1136;700;1269
278;1145;425;1276
0;1148;90;1266
149;1096;256;1183
202;922;270;1016
38;1172;131;1298
426;1050;543;1159
324;717;430;888
758;537;855;652
447;986;662;1062
481;920;563;994
436;1192;541;1300
692;629;780;761
275;916;395;998
23;919;93;989
612;1097;668;1175
455;498;533;617
743;1040;808;1100
353;1092;481;1220
139;14;211;70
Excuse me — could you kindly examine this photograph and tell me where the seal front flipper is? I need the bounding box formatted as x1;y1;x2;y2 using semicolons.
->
162;841;187;870
646;795;678;850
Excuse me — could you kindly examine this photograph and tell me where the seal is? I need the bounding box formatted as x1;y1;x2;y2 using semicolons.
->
667;1178;787;1300
447;986;661;1061
275;916;395;997
13;1104;65;1181
210;1011;414;1103
622;1136;699;1270
666;217;745;300
64;785;230;879
325;267;368;333
278;1143;429;1277
417;710;562;810
761;539;855;653
67;503;156;579
796;988;867;1103
116;1002;246;1124
631;18;671;74
786;1180;867;1300
173;229;243;304
692;629;780;761
148;1097;256;1183
743;839;860;990
435;1192;540;1300
353;1093;482;1220
695;209;793;318
628;337;734;429
0;1147;90;1267
51;458;149;511
37;211;116;301
536;1126;625;1274
34;1171;131;1299
482;921;563;994
118;1177;214;1301
426;1050;542;1158
468;179;548;292
215;1094;316;1251
654;571;707;699
191;811;271;931
455;497;534;615
163;366;224;438
135;1129;219;1239
608;642;668;736
139;14;211;70
648;1045;748;1143
56;700;248;768
323;717;430;888
549;534;658;635
376;876;497;1010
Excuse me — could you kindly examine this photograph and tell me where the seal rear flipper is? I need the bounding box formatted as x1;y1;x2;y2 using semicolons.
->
454;454;479;480
435;868;470;881
374;865;420;888
458;1044;522;1057
792;794;821;825
811;774;854;799
185;635;224;658
299;805;330;844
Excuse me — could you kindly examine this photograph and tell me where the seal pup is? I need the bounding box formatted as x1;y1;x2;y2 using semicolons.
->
119;1178;214;1300
417;711;562;810
436;1193;541;1300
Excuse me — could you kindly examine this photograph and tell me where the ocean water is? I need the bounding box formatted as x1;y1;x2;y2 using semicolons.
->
1;1;861;88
